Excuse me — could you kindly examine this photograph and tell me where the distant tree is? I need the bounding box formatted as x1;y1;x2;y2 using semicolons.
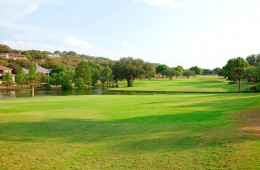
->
213;67;223;76
8;62;20;74
27;65;40;97
143;63;155;80
50;73;61;87
183;70;195;78
233;67;244;93
162;67;176;80
2;72;14;89
222;57;249;81
88;62;101;86
68;51;77;56
244;66;260;82
246;54;260;66
113;57;145;87
100;66;113;88
203;69;214;75
255;66;260;81
222;57;249;92
75;61;92;86
156;64;168;78
54;51;60;54
0;44;12;53
59;69;74;90
75;77;85;89
189;66;203;75
15;67;27;87
174;66;184;78
0;60;9;66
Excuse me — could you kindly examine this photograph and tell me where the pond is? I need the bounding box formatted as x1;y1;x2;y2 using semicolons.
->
0;88;157;98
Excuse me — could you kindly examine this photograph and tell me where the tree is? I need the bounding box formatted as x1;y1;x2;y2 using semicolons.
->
174;66;183;78
50;73;61;87
100;66;112;88
75;77;85;89
203;69;214;75
162;67;176;80
246;54;260;66
88;62;101;86
222;57;248;81
213;67;223;76
59;69;74;90
189;66;203;75
0;44;12;53
222;57;249;92
75;61;92;86
156;64;167;78
233;68;244;93
2;72;14;89
15;67;27;87
183;70;195;78
113;57;145;87
27;65;40;97
143;63;155;80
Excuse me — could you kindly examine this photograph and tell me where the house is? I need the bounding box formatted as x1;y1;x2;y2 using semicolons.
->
36;65;52;76
0;53;27;60
23;65;52;76
0;65;15;84
47;54;60;58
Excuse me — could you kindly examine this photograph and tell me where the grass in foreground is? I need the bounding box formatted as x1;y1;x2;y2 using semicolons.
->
111;75;258;92
0;94;259;169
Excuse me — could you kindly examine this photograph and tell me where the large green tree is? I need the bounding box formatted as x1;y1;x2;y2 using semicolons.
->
156;64;168;78
2;72;14;89
100;66;113;88
27;65;40;97
15;67;27;87
75;61;92;86
174;66;184;78
246;54;260;66
143;63;155;80
183;70;195;78
114;57;145;87
222;57;249;92
162;67;176;80
189;66;203;75
59;69;74;90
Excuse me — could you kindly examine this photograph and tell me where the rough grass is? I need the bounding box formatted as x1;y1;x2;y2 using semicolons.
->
0;94;259;169
111;75;258;92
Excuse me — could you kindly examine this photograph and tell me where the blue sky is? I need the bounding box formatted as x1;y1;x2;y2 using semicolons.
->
1;0;260;69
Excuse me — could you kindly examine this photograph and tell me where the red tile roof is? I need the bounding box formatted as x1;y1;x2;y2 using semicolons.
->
0;65;13;71
0;53;26;57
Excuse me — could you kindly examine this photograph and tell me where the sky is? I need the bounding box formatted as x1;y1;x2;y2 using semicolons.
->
1;0;260;69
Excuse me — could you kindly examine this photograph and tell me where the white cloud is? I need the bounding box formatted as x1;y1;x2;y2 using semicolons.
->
136;0;188;8
1;40;56;52
181;9;260;68
0;0;62;28
64;35;101;52
122;42;136;48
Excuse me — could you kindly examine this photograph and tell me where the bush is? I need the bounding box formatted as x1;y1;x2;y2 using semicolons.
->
244;85;260;93
228;81;236;84
43;83;52;90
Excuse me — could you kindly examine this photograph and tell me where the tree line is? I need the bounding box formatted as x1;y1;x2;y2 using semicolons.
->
1;44;259;93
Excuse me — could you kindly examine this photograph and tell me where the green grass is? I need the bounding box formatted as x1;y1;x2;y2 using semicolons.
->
110;75;258;92
0;94;259;169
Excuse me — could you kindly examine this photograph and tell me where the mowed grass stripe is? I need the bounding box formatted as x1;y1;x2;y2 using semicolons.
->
111;75;258;92
0;94;259;169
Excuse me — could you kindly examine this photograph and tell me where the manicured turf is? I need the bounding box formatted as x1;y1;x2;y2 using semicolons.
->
0;94;259;169
111;75;258;92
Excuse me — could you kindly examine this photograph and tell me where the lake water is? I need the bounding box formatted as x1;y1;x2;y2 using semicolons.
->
0;88;155;98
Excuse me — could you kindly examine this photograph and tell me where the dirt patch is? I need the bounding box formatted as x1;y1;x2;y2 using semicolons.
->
235;108;260;137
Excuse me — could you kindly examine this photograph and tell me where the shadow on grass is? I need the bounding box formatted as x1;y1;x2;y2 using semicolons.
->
0;109;253;152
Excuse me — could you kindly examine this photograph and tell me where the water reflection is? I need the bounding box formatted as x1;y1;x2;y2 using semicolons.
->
0;88;154;98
